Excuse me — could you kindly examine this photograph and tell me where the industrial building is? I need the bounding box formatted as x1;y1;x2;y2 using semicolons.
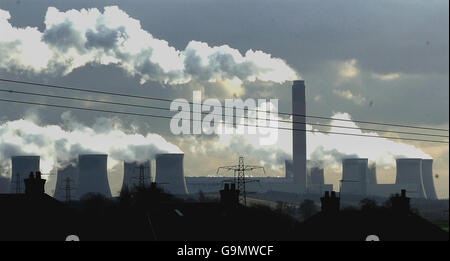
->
155;153;188;195
340;158;369;196
77;154;111;199
3;82;439;201
337;157;438;199
421;159;438;200
395;158;426;198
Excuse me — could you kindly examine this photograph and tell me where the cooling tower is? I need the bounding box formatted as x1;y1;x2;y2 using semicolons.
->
122;160;152;191
10;156;40;193
155;153;188;195
292;80;307;192
285;160;294;180
367;163;377;184
421;159;437;200
77;154;111;199
395;158;426;199
54;162;78;201
340;158;368;195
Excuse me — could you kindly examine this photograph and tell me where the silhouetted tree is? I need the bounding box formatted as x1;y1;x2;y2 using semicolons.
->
360;198;378;212
119;185;133;206
383;198;392;208
79;193;112;215
299;199;318;219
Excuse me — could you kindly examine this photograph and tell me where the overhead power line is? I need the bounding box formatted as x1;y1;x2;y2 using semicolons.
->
0;78;447;132
1;88;447;138
0;97;447;144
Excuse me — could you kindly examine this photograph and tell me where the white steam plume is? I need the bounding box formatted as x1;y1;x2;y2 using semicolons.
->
307;112;432;168
0;111;181;175
211;110;432;170
0;6;298;84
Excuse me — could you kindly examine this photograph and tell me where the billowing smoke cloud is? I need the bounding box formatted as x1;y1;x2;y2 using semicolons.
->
0;111;182;176
307;113;432;168
208;110;432;170
0;6;298;84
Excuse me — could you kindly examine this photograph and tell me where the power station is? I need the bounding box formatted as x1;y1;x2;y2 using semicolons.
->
341;158;368;196
395;158;426;198
3;81;440;201
422;159;437;200
77;154;111;199
155;153;188;195
334;157;437;199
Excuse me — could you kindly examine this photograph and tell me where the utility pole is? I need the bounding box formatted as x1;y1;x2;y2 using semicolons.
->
64;177;74;202
217;156;265;206
55;176;76;202
133;164;150;189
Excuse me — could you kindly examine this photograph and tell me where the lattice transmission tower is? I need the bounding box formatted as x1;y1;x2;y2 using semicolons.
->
217;156;265;206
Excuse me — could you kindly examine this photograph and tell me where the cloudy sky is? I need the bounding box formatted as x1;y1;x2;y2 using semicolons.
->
0;0;448;198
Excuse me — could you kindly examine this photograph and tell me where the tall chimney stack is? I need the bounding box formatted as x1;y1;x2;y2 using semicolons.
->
292;80;307;192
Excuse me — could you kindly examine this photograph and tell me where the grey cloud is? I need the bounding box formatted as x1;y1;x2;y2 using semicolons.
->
22;133;51;147
85;24;126;50
42;21;84;52
1;5;297;84
0;142;23;160
228;136;291;168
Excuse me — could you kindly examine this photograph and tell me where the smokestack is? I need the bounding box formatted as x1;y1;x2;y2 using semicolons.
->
10;156;40;193
395;158;426;199
77;154;111;199
122;161;152;190
341;158;368;195
421;159;437;200
155;153;188;195
54;162;78;201
292;80;307;192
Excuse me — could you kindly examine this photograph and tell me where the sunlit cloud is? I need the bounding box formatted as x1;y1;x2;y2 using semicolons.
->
338;59;359;79
0;111;181;174
332;89;367;105
371;72;401;81
0;6;298;85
